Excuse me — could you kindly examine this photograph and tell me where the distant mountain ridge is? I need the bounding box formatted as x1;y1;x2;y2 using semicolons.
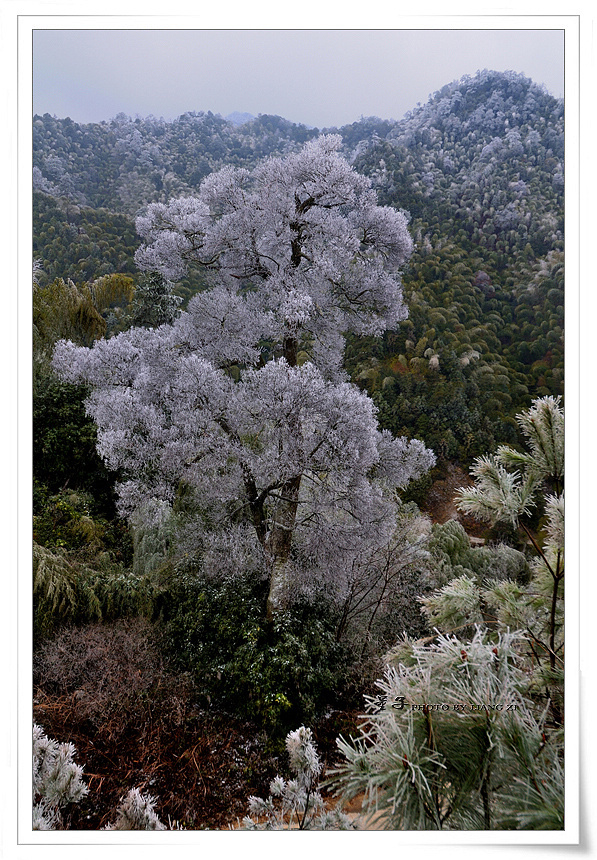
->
33;69;562;219
225;111;255;126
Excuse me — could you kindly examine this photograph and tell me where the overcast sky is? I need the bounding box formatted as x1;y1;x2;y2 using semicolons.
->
33;28;564;129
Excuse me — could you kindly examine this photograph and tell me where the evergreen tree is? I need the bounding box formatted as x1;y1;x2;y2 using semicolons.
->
128;271;182;328
241;726;353;830
328;629;564;830
53;136;435;617
33;724;170;831
103;789;166;831
327;396;565;830
33;724;88;830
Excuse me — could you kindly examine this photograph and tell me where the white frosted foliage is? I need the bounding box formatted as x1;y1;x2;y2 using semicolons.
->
53;135;434;612
241;725;353;830
133;134;413;361
103;788;166;831
32;724;89;830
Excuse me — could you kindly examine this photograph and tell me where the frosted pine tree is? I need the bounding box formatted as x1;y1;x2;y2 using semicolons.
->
53;135;434;616
241;726;353;830
327;397;565;830
103;788;167;831
449;395;564;724
327;629;564;830
33;724;171;831
33;723;88;830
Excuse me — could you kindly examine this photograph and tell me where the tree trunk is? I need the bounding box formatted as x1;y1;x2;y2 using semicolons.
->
264;329;303;619
265;474;302;620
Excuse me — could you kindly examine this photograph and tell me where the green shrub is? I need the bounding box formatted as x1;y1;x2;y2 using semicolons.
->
33;376;118;516
33;488;132;565
33;543;101;643
155;572;353;735
33;541;154;645
429;519;529;589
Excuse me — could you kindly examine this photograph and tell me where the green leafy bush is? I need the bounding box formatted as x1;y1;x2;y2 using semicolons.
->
33;541;153;645
33;488;131;562
155;572;353;734
428;518;530;589
33;377;118;516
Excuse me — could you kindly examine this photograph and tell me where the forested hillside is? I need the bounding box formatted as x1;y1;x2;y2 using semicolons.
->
347;71;564;462
32;70;566;831
33;69;564;465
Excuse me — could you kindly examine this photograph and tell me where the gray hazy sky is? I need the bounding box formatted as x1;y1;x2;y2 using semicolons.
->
33;28;564;128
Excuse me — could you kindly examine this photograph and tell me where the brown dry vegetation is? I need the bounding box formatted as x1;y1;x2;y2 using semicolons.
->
33;617;360;829
421;463;487;538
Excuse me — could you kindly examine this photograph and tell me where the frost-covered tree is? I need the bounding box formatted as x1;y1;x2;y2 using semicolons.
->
33;723;88;830
53;135;435;616
449;395;564;724
103;788;167;831
241;726;353;830
455;395;563;528
33;723;170;831
328;629;564;830
326;396;565;831
128;271;182;329
309;501;433;649
457;396;564;716
133;133;414;364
